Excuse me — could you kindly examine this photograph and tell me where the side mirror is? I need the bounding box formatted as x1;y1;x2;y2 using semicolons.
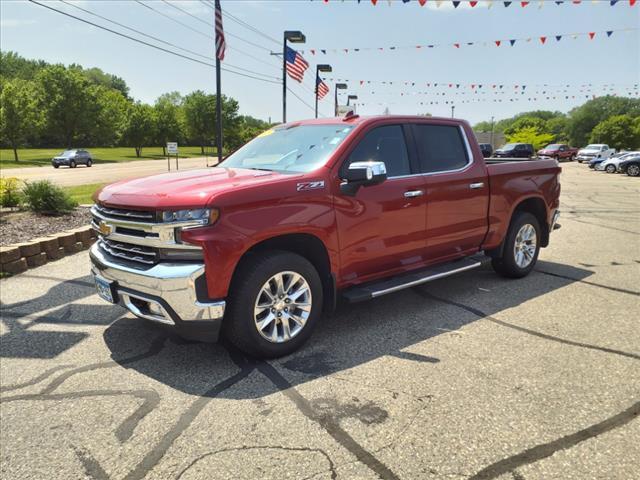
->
340;161;387;196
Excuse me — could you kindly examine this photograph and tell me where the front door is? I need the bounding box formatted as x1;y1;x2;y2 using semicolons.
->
334;124;428;285
411;122;489;262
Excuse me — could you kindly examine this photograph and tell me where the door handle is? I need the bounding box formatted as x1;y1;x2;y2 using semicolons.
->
469;182;484;189
404;190;424;198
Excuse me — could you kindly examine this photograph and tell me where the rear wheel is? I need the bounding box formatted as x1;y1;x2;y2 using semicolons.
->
224;251;323;358
492;212;541;279
627;164;640;177
53;165;59;169
86;159;92;167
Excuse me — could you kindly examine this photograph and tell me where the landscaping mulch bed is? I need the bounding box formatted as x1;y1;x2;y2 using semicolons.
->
0;207;92;247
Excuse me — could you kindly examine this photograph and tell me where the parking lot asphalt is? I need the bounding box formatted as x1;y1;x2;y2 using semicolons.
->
1;162;638;480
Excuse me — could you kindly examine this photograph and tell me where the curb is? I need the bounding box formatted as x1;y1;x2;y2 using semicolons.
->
0;226;97;277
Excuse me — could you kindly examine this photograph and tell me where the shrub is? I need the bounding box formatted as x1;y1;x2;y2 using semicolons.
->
22;180;78;215
0;177;23;208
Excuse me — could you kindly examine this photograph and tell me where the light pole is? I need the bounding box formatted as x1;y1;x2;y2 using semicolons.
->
451;105;455;118
282;30;305;123
334;83;347;116
347;94;358;107
315;64;332;119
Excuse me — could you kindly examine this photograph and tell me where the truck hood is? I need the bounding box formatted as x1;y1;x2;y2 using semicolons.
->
96;167;296;209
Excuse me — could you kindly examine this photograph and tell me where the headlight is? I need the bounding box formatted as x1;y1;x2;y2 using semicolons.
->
161;208;219;225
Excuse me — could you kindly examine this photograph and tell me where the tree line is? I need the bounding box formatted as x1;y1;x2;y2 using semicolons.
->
0;51;272;162
474;96;640;150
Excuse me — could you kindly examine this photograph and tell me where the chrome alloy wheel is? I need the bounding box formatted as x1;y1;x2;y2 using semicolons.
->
254;271;312;343
513;224;537;268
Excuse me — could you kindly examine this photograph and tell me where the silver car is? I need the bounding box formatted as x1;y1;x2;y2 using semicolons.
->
596;152;639;173
52;149;93;168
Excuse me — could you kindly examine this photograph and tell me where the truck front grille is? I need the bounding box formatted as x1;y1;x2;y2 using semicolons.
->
94;204;156;222
97;238;158;267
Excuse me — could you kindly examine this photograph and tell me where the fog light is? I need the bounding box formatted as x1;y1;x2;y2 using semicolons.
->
148;302;164;316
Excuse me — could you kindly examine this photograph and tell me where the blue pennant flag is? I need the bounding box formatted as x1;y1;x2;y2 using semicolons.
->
555;35;562;41
606;31;613;37
453;1;461;7
504;1;512;6
509;39;516;46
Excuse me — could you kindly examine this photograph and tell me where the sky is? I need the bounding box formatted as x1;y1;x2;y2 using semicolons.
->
1;0;639;125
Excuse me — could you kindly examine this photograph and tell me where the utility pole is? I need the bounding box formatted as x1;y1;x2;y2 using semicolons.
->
490;115;495;148
451;105;455;118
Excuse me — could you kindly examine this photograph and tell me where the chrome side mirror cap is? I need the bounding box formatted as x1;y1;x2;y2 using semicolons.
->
340;161;388;196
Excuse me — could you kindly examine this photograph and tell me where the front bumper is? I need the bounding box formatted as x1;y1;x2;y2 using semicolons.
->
90;243;225;340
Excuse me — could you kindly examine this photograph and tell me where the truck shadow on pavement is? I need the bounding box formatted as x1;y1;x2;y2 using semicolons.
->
100;260;616;399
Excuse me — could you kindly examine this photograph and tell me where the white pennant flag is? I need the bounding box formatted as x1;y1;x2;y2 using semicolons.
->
486;0;494;7
436;0;443;7
538;0;543;8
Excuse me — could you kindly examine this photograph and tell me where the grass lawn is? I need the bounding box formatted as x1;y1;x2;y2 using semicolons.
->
1;146;217;169
63;183;106;205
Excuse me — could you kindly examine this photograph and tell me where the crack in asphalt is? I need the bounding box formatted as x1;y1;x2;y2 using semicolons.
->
415;290;640;361
535;269;640;297
468;400;640;480
256;360;400;480
174;445;337;480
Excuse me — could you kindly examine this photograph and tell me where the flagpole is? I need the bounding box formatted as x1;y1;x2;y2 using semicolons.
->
314;66;319;119
282;33;287;123
215;0;223;165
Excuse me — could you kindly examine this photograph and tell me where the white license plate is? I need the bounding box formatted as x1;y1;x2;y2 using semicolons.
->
94;275;116;303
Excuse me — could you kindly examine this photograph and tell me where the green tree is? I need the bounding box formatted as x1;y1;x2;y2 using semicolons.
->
506;127;554;150
154;92;183;155
87;86;130;146
567;96;640;147
504;116;546;137
545;116;569;143
122;102;156;157
36;65;94;147
473;120;494;132
0;79;42;162
589;115;640;150
183;90;215;154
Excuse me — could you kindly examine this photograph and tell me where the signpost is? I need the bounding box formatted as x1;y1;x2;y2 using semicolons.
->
167;142;178;171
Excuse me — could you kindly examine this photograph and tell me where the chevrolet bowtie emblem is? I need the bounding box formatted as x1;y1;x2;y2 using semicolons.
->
98;221;113;236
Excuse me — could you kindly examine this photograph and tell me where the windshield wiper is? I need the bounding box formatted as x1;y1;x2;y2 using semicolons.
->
247;167;274;172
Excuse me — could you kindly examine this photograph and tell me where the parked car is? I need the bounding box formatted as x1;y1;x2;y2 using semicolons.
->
493;143;535;158
596;152;639;173
576;144;615;163
52;149;93;168
90;115;561;358
618;155;640;177
479;143;493;158
537;144;578;161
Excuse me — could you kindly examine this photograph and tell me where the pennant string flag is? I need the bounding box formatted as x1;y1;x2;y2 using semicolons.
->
317;0;636;5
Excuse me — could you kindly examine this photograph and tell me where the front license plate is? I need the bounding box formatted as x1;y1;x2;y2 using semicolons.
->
94;275;116;303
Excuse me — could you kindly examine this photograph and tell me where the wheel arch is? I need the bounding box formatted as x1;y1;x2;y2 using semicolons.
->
229;233;337;313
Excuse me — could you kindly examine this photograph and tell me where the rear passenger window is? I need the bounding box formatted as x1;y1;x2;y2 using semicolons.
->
346;125;410;178
413;124;468;173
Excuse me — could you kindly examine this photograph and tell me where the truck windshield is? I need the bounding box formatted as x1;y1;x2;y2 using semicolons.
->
220;124;354;173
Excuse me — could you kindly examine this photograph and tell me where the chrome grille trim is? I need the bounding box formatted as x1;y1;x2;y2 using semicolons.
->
98;239;157;266
94;204;155;221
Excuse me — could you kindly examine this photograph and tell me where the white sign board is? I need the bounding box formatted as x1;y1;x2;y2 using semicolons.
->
167;142;178;154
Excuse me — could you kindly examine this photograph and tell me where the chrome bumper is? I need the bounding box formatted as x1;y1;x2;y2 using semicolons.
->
89;243;225;326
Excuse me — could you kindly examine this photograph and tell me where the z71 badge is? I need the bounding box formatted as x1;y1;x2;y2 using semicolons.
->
296;181;325;192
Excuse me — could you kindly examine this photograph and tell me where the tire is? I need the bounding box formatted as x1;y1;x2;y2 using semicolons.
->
577;159;583;163
570;155;575;162
554;155;560;162
491;212;541;279
70;160;77;168
627;164;640;177
224;250;323;358
86;159;92;167
53;165;59;169
605;164;616;174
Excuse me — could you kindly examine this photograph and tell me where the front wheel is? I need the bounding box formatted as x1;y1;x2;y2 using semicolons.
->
224;251;323;358
627;164;640;177
70;160;77;168
492;212;541;279
86;159;92;167
605;164;616;174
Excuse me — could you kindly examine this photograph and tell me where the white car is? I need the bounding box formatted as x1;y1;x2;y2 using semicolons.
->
596;152;639;173
576;144;615;163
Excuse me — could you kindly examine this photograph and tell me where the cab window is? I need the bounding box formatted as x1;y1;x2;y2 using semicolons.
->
345;125;410;178
413;124;468;173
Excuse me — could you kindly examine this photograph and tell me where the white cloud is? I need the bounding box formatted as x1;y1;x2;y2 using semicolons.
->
0;19;37;28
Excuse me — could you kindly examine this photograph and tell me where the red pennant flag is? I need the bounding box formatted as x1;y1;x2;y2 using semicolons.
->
539;36;547;44
470;1;478;6
588;32;595;39
418;0;427;5
371;0;377;4
310;49;316;55
521;1;529;5
360;80;364;85
471;84;475;89
454;43;460;48
495;40;501;46
631;0;637;6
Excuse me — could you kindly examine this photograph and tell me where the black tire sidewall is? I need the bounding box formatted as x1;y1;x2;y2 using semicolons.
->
70;160;76;168
87;160;92;167
224;250;323;358
495;212;541;278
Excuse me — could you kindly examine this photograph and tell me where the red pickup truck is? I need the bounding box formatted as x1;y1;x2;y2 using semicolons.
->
537;144;578;161
90;115;561;358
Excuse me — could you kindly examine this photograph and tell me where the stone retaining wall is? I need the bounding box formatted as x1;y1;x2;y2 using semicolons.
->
0;226;97;276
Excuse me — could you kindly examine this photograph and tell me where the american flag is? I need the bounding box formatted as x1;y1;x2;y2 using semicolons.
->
316;74;329;100
214;0;226;61
285;46;309;83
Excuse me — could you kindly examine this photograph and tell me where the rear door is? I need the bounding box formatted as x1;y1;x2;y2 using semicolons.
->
334;123;428;283
411;121;489;262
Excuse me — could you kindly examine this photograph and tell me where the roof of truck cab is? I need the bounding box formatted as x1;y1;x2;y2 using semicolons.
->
279;115;467;128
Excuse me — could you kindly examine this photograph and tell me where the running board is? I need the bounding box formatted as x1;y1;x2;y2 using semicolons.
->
342;254;486;303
